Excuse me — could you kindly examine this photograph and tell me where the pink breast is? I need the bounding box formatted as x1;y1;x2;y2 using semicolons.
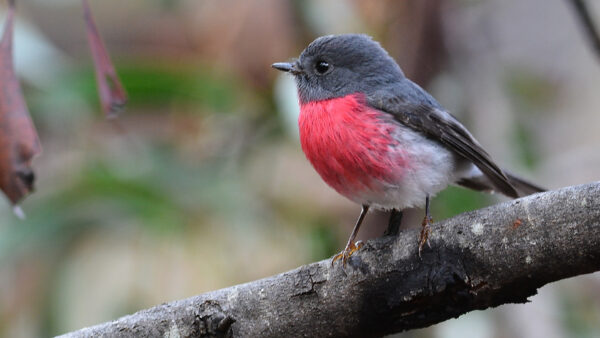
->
298;93;406;199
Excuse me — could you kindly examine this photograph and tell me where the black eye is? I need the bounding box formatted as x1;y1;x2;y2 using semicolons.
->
315;60;330;74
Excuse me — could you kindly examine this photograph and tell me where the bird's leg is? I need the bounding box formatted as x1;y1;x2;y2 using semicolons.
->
384;209;403;236
332;205;369;266
419;194;433;256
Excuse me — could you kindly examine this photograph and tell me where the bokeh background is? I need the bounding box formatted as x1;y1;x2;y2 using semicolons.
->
1;0;599;337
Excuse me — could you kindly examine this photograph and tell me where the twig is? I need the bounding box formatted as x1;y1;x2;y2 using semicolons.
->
569;0;600;60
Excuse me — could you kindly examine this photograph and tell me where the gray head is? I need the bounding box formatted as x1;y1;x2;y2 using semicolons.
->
272;34;404;104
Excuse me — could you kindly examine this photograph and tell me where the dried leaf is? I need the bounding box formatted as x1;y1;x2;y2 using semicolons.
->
82;0;127;118
0;1;42;206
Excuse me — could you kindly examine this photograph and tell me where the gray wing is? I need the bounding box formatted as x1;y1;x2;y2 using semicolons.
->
368;85;519;198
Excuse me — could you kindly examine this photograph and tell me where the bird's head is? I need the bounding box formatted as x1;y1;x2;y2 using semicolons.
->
272;34;404;104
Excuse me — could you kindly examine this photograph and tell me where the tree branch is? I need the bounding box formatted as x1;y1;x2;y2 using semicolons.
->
59;182;600;338
569;0;600;60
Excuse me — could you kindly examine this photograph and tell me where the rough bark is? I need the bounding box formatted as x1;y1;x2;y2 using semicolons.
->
59;182;600;338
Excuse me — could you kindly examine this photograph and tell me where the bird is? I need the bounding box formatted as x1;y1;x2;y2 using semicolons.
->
272;34;543;265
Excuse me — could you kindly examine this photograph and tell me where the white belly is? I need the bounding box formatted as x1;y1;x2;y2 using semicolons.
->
351;123;464;210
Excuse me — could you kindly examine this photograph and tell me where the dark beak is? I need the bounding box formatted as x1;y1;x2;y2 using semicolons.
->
272;62;302;75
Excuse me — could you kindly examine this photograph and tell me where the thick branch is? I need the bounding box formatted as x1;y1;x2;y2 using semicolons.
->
60;182;600;338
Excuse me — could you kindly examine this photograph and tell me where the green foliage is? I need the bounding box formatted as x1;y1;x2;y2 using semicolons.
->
432;186;492;219
511;122;540;170
504;68;554;169
560;289;600;338
306;221;339;261
504;68;556;111
70;62;245;113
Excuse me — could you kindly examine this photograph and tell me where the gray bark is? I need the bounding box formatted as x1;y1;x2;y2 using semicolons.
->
59;182;600;338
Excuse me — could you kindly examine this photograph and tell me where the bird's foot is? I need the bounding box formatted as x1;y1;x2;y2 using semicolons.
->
332;240;363;267
418;216;433;257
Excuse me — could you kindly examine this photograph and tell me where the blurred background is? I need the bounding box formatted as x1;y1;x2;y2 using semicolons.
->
0;0;599;337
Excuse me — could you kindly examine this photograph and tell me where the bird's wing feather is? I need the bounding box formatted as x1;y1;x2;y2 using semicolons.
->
368;88;519;198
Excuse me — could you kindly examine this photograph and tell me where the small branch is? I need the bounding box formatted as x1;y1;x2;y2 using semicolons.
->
59;182;600;338
569;0;600;60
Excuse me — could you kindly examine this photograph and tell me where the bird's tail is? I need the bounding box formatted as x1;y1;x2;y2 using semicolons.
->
456;169;545;198
504;170;546;196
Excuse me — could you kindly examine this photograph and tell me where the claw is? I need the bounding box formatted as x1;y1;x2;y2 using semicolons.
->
418;216;433;257
332;240;363;267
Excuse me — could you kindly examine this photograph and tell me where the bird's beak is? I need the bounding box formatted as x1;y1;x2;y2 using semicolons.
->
272;62;302;75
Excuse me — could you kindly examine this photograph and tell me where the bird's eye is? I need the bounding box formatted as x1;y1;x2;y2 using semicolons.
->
315;61;331;74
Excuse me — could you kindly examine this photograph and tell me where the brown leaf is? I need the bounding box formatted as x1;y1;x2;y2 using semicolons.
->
82;0;127;118
0;1;42;206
